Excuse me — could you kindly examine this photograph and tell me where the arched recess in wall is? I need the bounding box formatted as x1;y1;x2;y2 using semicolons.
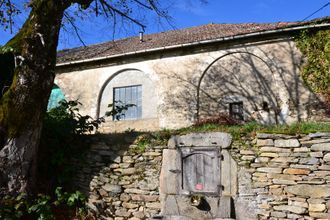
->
47;84;66;110
196;51;279;124
97;69;158;120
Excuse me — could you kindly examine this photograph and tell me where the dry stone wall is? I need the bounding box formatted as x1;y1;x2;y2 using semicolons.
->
71;134;165;220
232;132;330;220
72;132;330;219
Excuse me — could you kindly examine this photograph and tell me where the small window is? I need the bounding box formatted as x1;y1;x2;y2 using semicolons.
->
262;101;269;112
113;85;142;120
229;102;243;120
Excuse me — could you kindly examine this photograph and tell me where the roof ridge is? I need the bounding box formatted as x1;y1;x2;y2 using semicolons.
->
57;16;330;64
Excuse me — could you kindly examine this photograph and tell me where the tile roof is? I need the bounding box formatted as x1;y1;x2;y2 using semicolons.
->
56;17;330;64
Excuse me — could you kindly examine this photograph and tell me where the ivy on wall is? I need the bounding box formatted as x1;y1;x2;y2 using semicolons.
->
295;29;330;101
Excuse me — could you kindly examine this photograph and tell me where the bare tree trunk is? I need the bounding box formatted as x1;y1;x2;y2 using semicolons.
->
0;0;68;195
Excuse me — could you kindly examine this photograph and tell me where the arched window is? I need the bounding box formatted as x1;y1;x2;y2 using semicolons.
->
47;85;65;110
98;69;158;120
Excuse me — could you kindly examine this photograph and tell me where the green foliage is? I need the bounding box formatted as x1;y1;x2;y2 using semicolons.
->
133;122;330;146
39;99;132;188
296;29;330;100
0;193;28;219
0;188;87;220
28;195;54;220
39;100;105;187
105;101;135;120
54;187;87;215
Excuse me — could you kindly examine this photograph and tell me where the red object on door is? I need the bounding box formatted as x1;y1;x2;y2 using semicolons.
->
195;183;203;190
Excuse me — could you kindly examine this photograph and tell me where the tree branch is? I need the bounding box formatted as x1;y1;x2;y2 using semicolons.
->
132;0;153;10
64;12;86;47
99;0;146;30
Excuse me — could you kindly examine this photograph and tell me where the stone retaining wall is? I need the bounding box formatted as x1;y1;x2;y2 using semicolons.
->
71;134;166;220
233;132;330;219
72;132;330;219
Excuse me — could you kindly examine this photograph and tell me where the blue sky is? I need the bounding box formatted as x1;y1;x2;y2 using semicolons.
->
0;0;329;50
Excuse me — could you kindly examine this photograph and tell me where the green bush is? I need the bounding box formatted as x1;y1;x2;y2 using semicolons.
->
0;187;88;220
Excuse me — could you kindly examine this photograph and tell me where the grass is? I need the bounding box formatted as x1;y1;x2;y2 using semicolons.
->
134;121;330;147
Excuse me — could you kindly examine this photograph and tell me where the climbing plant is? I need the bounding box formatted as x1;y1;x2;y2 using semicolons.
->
295;29;330;101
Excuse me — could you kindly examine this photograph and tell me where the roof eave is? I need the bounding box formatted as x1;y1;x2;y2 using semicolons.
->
56;23;330;68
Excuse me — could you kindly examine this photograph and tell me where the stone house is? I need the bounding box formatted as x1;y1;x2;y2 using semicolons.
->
54;17;330;132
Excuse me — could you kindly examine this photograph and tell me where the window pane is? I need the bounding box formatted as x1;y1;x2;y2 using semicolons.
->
113;85;142;120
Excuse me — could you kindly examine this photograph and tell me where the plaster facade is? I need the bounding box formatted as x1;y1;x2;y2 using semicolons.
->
55;38;328;132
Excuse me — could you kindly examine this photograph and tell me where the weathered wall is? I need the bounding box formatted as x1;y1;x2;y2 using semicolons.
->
55;38;329;132
72;132;330;219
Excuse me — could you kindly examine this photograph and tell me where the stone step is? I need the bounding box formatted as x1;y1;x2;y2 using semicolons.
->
151;216;235;220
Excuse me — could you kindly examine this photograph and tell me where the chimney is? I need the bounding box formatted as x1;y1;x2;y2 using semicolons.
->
139;31;144;43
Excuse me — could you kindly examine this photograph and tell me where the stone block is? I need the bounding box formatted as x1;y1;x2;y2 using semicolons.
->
308;203;326;212
288;200;308;208
271;157;298;163
123;202;139;209
123;156;134;163
285;185;330;198
309;212;330;219
162;195;179;215
283;168;310;175
159;149;181;195
131;194;158;202
293;147;309;152
270;211;286;218
272;179;297;185
257;139;274;146
318;165;330;170
268;173;302;181
240;150;255;155
308;132;330;138
256;133;295;139
146;202;161;209
299;157;319;165
311;143;330;152
274;139;300;148
102;184;122;194
256;167;282;173
241;155;255;161
314;171;330;177
273;205;306;214
120;193;131;202
115;208;131;217
309;152;323;157
254;157;270;163
287;213;302;219
124;188;149;195
260;152;278;158
218;196;232;218
168;132;232;148
133;211;145;218
324;153;330;162
259;147;291;152
143;152;161;156
221;150;237;196
128;217;141;220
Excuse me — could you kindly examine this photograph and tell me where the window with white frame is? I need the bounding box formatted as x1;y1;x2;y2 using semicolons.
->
113;85;142;120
